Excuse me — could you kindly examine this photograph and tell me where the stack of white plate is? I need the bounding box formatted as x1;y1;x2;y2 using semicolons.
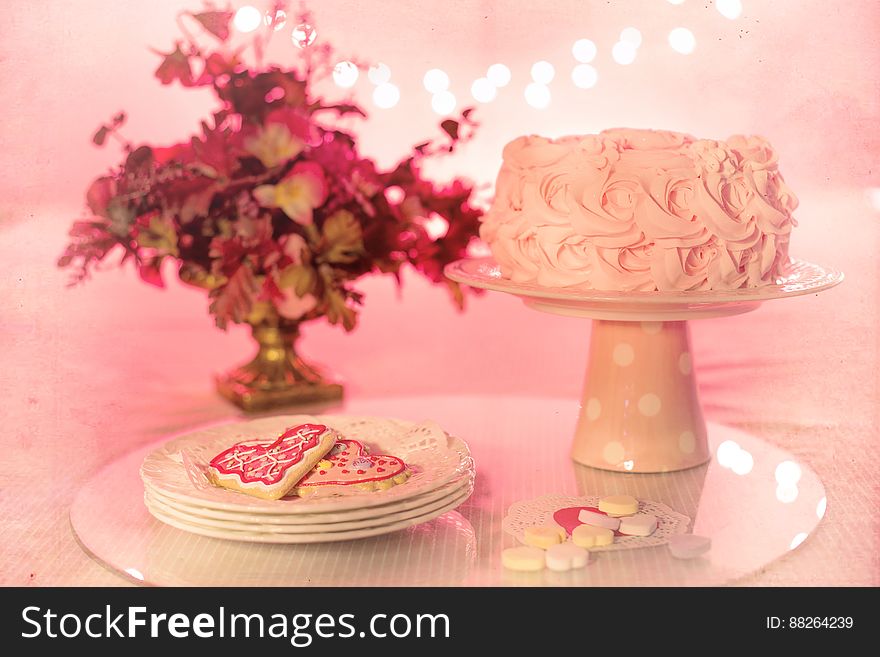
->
140;414;475;543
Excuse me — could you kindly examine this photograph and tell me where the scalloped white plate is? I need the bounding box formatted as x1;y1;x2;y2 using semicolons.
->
143;471;473;525
144;486;474;544
140;414;473;515
144;478;473;534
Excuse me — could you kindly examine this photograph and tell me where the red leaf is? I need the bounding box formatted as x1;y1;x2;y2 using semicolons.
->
313;102;367;118
124;146;154;179
192;11;233;41
191;121;239;178
138;259;165;288
154;44;194;86
92;125;109;146
152;142;194;165
160;176;217;223
440;119;460;141
259;274;286;303
194;52;238;86
85;177;117;216
209;265;260;329
265;107;311;140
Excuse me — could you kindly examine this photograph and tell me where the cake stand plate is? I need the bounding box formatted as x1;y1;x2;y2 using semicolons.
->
445;257;843;472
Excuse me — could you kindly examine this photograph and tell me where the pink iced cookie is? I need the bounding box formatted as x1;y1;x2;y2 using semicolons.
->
207;423;337;500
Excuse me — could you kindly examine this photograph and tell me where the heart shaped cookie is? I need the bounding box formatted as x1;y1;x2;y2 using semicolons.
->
293;439;410;496
207;423;337;500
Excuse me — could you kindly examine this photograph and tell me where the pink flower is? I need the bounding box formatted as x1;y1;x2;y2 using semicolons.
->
276;290;317;320
281;233;309;263
244;123;304;168
244;108;312;168
254;162;328;225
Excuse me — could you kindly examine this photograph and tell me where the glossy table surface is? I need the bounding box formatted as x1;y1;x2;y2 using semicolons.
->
1;188;878;586
69;397;827;586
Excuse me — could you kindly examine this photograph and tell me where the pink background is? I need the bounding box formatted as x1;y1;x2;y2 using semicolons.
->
0;1;878;585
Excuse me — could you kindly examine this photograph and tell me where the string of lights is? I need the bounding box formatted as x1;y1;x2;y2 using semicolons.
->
231;1;744;113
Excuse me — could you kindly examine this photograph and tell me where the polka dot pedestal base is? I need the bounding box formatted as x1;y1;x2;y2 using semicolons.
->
572;319;709;473
444;256;843;475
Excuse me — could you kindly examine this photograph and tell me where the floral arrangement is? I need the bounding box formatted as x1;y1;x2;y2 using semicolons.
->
58;2;482;331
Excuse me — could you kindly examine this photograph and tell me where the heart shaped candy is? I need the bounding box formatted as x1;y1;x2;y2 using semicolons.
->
552;506;625;537
293;438;409;495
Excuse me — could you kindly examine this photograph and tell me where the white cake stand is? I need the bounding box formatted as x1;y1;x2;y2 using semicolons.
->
445;257;843;473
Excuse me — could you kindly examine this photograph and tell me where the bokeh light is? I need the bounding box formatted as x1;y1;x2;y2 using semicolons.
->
368;63;391;85
486;63;512;87
571;64;598;89
731;449;754;475
384;186;405;204
716;0;743;20
291;23;316;49
669;27;696;54
431;90;457;115
233;6;262;33
572;39;598;63
470;77;497;103
264;8;287;31
524;82;551;109
612;41;638;65
423;69;450;94
716;440;741;468
372;82;400;108
530;60;555;84
332;61;359;88
620;27;643;48
423;213;450;240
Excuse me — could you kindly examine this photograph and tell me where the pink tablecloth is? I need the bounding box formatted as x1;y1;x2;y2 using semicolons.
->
0;187;877;585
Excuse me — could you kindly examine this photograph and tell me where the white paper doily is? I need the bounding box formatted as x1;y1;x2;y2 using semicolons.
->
502;494;691;551
140;414;473;514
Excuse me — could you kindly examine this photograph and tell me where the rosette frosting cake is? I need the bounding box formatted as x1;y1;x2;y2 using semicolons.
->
479;128;798;291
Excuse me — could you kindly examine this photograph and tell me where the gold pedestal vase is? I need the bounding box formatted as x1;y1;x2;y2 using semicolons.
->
215;321;344;412
179;265;343;412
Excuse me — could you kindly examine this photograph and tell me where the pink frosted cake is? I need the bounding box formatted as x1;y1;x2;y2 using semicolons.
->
479;128;798;291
